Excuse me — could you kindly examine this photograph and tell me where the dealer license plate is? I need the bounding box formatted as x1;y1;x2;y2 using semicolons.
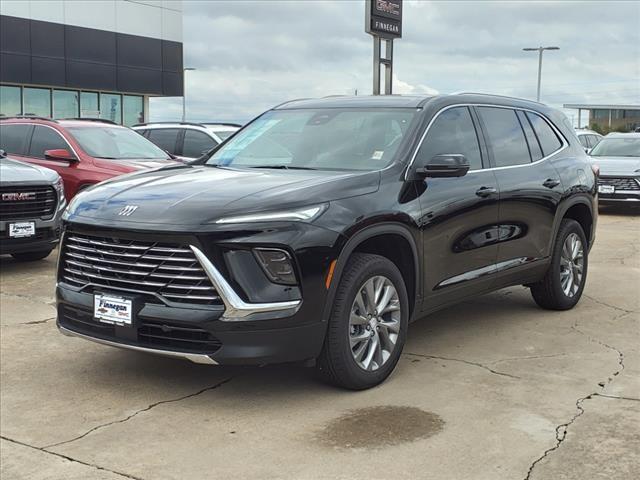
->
9;222;36;238
598;185;615;194
94;294;133;326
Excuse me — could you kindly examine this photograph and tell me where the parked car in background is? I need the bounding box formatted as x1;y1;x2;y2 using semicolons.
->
58;94;597;390
0;151;65;261
589;132;640;204
575;129;603;152
0;117;178;200
133;122;241;160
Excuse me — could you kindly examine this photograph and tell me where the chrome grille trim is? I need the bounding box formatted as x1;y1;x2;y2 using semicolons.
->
598;177;640;191
61;233;222;306
0;185;58;221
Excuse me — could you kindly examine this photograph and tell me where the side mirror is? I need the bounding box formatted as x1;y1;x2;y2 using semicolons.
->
417;154;470;178
586;148;592;155
0;149;6;158
45;149;77;162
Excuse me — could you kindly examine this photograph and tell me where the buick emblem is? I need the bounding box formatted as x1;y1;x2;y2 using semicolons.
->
118;205;138;216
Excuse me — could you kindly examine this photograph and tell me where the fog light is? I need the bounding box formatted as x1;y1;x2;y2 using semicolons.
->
253;248;297;285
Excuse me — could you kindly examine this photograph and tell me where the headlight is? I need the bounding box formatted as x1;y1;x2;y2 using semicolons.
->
53;177;64;200
215;204;328;224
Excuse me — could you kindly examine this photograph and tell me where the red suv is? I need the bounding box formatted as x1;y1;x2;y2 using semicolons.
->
0;117;178;200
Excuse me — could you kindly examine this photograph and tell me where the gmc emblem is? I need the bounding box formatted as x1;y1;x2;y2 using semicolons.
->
2;192;37;201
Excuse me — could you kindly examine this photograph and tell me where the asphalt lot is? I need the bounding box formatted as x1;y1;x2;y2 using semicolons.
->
1;208;638;480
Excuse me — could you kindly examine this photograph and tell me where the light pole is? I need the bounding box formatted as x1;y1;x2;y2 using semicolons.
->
522;46;559;102
182;67;196;122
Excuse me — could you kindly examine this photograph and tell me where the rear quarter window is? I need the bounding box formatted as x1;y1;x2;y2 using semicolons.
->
525;112;563;156
477;107;531;167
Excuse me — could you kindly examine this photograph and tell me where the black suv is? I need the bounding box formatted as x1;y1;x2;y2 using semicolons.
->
57;94;597;389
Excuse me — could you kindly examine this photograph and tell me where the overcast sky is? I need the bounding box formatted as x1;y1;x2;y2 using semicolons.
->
150;0;640;126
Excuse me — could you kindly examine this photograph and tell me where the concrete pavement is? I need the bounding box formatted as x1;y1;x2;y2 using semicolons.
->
1;209;638;480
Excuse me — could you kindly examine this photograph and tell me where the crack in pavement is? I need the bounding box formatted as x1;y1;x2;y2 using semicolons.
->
404;352;521;379
44;376;235;450
524;310;627;480
21;317;56;326
583;294;635;314
489;353;570;365
1;435;143;480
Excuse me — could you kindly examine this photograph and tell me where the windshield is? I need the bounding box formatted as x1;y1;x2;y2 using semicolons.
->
206;108;418;171
589;137;640;157
68;126;169;160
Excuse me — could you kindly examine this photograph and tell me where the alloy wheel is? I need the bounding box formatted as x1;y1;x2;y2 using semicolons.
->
560;233;584;298
349;275;401;371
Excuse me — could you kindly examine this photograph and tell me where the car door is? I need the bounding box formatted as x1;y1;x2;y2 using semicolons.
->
476;106;564;274
413;106;501;311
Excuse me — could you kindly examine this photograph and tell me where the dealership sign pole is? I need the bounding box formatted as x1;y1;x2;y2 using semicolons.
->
365;0;403;95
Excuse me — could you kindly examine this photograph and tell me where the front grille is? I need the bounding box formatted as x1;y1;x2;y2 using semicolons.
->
61;232;221;306
0;185;57;221
598;177;640;191
59;304;222;354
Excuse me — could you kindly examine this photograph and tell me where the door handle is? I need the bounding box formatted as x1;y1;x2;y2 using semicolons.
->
475;186;497;197
543;178;561;189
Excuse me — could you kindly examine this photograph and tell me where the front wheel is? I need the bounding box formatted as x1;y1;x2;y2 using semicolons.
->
530;219;588;310
316;253;409;390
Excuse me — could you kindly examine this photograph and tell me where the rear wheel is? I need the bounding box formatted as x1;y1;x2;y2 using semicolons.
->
530;219;588;310
11;249;53;262
316;253;409;390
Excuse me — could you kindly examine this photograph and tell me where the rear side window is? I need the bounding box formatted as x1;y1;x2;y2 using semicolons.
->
516;110;543;161
477;107;530;167
28;126;69;158
0;124;30;155
589;135;601;148
182;129;217;158
416;106;483;170
147;128;180;154
578;135;589;148
525;112;563;156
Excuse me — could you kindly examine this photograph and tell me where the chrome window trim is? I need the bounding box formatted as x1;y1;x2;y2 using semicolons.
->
1;122;81;159
190;246;301;321
404;103;569;180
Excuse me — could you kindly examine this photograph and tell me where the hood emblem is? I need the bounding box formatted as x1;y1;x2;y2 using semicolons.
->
2;192;36;201
118;205;139;216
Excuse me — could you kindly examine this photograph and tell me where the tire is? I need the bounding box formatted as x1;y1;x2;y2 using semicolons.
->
530;219;588;310
11;249;53;262
316;253;409;390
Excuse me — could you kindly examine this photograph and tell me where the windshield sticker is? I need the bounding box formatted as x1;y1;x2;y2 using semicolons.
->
371;150;384;160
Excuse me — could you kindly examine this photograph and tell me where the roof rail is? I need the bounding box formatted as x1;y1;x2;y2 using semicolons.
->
451;92;545;105
0;115;57;122
62;117;118;125
272;98;312;109
132;121;206;127
200;122;242;128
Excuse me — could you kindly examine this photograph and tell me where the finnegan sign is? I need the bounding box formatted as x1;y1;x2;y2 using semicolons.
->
365;0;403;39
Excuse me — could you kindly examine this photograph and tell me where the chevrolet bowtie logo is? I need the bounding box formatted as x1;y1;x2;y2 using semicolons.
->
118;205;138;216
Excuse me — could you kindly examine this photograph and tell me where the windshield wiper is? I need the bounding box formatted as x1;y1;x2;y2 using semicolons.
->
250;165;317;170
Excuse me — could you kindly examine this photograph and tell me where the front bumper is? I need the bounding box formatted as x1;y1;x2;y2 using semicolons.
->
0;198;65;255
598;191;640;203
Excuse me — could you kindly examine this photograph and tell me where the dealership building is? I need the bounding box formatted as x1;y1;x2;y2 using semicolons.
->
0;0;183;126
563;103;640;132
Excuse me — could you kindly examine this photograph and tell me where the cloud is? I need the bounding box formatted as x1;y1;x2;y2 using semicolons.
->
150;0;640;126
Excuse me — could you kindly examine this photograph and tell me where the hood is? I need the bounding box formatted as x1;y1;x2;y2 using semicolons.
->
590;156;640;176
0;157;59;184
66;165;380;227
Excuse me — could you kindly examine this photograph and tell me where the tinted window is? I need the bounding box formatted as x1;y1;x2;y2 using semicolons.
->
182;129;217;157
578;135;589;148
589;135;601;148
478;107;530;167
526;112;562;156
147;129;180;154
0;124;30;155
415;107;482;170
516;110;543;161
28;126;69;158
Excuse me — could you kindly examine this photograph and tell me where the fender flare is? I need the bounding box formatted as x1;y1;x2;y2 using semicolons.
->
549;194;595;253
321;223;421;323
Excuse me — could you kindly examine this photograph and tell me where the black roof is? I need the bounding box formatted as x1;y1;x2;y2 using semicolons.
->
274;93;547;111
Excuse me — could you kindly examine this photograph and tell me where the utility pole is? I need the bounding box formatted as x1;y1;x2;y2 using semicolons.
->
522;46;559;102
182;67;196;122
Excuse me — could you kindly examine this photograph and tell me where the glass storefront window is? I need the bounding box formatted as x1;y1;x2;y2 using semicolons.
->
0;85;22;117
23;87;51;117
123;95;144;126
100;93;122;123
80;92;99;118
53;90;79;119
